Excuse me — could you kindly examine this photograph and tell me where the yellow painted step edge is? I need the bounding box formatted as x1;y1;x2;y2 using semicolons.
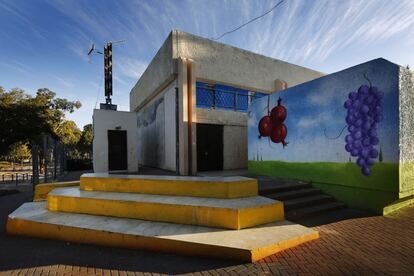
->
6;217;319;262
47;194;284;230
80;177;258;198
34;181;80;202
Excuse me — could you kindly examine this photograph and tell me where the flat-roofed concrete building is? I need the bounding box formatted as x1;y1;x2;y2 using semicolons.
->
93;30;324;175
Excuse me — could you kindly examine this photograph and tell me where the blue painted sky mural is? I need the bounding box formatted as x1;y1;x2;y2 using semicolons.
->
248;58;400;164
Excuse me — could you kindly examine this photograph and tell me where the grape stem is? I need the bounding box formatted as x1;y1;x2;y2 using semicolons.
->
363;74;372;87
267;95;270;115
324;125;347;140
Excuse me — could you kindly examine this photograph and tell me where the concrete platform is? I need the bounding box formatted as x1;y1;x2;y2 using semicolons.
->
80;173;257;198
6;202;319;262
48;187;284;229
34;181;80;201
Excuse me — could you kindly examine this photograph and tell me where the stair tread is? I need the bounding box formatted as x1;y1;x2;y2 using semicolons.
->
286;202;346;218
80;173;258;199
82;173;253;182
49;187;280;209
259;182;311;193
284;194;334;207
265;187;321;200
7;202;319;262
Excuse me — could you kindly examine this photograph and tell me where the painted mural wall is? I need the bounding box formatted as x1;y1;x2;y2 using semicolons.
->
248;58;400;212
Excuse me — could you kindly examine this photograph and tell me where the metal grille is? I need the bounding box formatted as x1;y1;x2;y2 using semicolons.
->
196;82;266;112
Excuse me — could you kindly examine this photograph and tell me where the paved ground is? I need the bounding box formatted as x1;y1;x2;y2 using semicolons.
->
0;171;413;275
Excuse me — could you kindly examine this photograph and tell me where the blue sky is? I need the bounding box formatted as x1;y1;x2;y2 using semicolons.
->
1;0;413;128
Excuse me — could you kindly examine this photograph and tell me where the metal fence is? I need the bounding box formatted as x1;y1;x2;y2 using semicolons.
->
196;82;266;112
30;135;66;187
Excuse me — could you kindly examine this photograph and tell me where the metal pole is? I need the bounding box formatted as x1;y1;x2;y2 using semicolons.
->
175;87;180;175
43;136;48;183
31;143;39;189
54;139;57;180
234;92;238;111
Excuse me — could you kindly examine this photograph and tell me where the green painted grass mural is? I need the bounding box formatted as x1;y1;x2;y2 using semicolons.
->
249;160;399;212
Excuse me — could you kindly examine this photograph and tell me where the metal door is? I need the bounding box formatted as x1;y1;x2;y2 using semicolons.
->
108;130;127;171
196;124;223;171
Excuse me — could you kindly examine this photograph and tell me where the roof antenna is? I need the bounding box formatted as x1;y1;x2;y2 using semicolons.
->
87;40;126;110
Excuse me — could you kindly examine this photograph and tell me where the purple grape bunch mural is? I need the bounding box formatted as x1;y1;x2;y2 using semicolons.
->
343;75;384;176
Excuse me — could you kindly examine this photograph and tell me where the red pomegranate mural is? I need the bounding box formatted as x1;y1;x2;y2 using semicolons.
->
258;97;288;147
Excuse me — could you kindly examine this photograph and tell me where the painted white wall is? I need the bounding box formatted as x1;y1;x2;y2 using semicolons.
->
93;109;138;173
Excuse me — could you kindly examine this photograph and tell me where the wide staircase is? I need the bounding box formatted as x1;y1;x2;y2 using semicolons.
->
7;173;319;262
259;177;346;221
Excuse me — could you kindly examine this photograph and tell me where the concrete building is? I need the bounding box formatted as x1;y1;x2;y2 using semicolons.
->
93;30;324;175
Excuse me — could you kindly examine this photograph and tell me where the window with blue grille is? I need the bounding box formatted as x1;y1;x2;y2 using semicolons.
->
196;82;266;112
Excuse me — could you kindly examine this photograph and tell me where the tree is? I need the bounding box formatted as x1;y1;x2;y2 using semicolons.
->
56;120;82;159
57;120;81;146
0;87;81;156
5;142;31;170
78;124;93;159
379;146;383;163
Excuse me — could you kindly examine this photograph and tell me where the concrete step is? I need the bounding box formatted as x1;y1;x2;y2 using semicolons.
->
48;187;284;230
7;202;319;262
80;173;257;199
264;187;322;201
284;194;335;211
259;181;312;195
286;202;347;221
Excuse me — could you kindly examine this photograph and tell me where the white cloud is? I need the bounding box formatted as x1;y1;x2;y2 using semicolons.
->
54;76;74;88
116;58;147;80
296;111;343;129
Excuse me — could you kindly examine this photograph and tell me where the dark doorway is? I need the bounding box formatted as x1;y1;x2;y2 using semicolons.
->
197;124;223;171
107;130;127;171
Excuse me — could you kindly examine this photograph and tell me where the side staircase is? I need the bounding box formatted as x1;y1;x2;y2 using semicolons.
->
259;178;346;221
7;173;319;262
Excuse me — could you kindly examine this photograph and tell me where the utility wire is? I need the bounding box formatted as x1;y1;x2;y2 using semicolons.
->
211;0;286;40
94;71;104;109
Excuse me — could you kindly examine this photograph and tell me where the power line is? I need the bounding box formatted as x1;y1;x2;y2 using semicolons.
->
94;71;104;109
211;0;286;41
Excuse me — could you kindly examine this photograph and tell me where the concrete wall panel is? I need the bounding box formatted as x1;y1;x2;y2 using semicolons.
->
93;109;138;173
130;32;174;112
223;126;248;170
175;31;324;93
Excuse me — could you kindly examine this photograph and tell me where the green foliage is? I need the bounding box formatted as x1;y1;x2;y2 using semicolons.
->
0;86;82;156
77;124;93;159
57;120;81;146
2;142;31;163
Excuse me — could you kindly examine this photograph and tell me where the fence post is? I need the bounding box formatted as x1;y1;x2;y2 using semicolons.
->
31;143;39;190
54;139;57;180
15;173;18;185
44;136;48;183
234;92;238;111
212;89;216;109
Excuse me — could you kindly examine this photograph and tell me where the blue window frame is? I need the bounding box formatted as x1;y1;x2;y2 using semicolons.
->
196;82;266;112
